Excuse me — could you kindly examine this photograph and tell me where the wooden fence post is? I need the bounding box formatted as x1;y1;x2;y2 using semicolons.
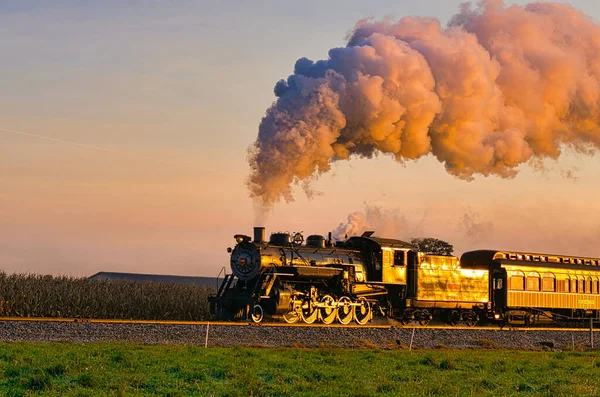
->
591;318;594;350
205;322;210;348
409;328;416;352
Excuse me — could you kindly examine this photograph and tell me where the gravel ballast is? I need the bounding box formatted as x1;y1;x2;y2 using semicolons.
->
0;320;597;350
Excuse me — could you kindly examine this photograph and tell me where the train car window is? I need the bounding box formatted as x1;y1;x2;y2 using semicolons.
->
542;273;555;292
526;272;540;291
594;277;599;294
557;277;569;292
393;250;406;267
579;277;585;293
571;277;578;293
493;278;503;290
510;276;525;290
587;277;593;294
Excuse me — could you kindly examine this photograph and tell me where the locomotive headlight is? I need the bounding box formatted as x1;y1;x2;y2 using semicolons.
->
234;234;251;244
494;314;500;320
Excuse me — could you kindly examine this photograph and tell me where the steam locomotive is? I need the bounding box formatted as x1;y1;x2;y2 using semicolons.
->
209;227;600;326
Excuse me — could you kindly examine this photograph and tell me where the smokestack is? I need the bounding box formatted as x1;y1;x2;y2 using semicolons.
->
254;227;265;243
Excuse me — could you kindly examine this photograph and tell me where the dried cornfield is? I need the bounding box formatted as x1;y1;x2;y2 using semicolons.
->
0;272;215;320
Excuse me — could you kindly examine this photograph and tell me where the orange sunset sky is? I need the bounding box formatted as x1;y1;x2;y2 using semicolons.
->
2;0;600;277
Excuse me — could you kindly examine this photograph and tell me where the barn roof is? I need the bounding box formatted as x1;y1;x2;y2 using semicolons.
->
88;272;217;286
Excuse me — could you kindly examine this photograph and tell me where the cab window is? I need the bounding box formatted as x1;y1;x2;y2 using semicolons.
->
393;250;406;266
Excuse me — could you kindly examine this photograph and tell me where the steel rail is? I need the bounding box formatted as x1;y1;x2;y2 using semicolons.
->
0;317;597;332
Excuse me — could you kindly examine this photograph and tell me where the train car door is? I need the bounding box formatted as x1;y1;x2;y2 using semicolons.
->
491;268;507;312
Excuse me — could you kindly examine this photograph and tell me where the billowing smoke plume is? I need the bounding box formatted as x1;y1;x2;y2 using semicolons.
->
332;204;425;241
248;1;600;206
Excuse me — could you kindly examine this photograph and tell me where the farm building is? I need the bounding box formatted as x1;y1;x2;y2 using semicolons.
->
88;272;217;286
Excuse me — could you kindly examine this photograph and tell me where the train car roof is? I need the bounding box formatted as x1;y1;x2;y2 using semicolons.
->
461;249;600;269
350;236;413;249
460;250;501;265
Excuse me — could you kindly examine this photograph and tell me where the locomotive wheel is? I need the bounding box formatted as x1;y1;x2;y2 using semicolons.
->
416;310;432;326
319;295;337;324
336;296;353;325
251;304;264;323
399;310;412;325
447;310;460;326
354;297;371;325
300;301;318;324
282;310;300;324
462;311;479;327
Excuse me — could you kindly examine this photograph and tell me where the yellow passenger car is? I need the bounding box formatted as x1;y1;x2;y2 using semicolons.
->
461;250;600;324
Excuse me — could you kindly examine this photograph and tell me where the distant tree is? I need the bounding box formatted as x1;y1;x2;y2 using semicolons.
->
411;238;454;256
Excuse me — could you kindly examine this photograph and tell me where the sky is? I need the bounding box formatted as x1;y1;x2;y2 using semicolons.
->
2;0;600;277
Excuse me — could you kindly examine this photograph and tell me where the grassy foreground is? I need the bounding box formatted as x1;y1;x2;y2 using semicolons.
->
0;343;599;396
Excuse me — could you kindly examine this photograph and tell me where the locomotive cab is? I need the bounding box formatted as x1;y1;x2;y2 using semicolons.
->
345;234;412;284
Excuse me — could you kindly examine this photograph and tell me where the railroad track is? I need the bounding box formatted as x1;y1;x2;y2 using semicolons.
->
0;317;597;332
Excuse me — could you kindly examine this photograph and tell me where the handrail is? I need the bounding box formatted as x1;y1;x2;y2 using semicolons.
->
216;266;227;292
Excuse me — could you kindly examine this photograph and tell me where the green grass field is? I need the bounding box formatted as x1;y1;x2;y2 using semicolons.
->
0;343;599;396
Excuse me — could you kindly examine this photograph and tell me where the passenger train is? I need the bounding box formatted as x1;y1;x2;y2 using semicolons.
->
208;227;600;326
